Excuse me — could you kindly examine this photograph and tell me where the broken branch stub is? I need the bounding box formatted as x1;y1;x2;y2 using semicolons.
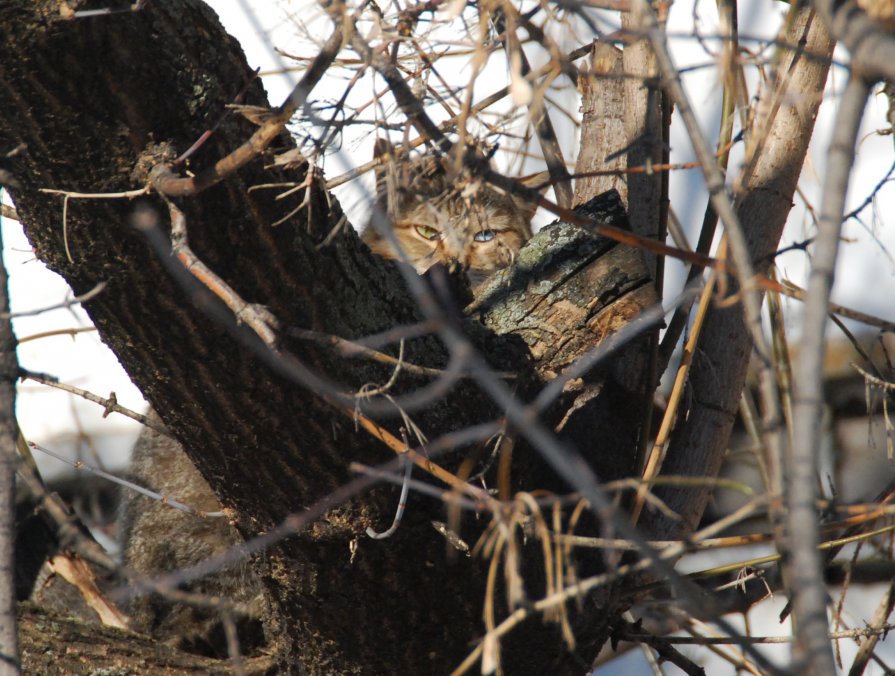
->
470;190;659;484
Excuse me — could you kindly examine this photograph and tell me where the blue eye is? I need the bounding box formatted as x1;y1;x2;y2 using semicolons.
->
474;229;496;242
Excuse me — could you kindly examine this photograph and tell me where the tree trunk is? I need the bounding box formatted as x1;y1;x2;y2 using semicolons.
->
1;1;654;672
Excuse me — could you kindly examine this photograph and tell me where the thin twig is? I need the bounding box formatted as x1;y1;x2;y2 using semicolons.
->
14;445;117;571
18;372;168;434
150;26;345;198
161;198;279;350
17;326;96;343
38;187;148;200
632;242;725;523
5;282;111;319
852;363;895;392
28;441;226;518
624;624;895;645
349;462;478;511
132;203;470;416
345;407;497;508
365;454;413;539
289;326;504;379
847;577;895;675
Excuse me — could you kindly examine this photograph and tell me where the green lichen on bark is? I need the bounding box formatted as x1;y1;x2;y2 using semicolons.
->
471;190;656;377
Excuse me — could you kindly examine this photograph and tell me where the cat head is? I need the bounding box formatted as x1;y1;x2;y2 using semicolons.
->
362;141;544;288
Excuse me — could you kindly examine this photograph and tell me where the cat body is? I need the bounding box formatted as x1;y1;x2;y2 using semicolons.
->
362;144;540;288
119;417;267;657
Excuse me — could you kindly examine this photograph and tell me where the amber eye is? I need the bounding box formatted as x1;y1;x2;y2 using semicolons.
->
414;224;441;240
473;229;496;242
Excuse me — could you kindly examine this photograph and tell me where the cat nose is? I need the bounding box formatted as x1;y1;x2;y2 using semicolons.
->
437;236;470;270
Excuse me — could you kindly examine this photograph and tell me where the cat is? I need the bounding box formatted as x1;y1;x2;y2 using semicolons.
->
361;141;543;289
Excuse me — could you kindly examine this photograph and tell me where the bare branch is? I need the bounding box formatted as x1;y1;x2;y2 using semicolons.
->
788;74;872;675
17;373;168;433
151;26;345;198
0;194;19;675
812;0;895;81
3;282;107;319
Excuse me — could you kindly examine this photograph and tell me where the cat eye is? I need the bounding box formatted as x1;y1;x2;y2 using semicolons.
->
414;224;441;240
473;229;496;242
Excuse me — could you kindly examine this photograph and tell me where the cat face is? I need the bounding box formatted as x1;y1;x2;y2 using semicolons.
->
362;150;538;288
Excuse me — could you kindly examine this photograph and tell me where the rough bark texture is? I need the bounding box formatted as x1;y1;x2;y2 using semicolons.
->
473;191;657;485
1;1;656;672
620;24;663;240
19;603;272;675
0;2;488;671
574;32;664;276
574;43;626;205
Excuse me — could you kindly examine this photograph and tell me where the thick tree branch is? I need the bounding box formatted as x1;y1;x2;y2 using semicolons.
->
644;6;834;540
18;603;271;674
0;2;496;670
631;0;762;327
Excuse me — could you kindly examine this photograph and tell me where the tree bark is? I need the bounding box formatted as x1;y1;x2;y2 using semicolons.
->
0;2;489;671
1;1;654;672
574;43;626;205
18;602;272;675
